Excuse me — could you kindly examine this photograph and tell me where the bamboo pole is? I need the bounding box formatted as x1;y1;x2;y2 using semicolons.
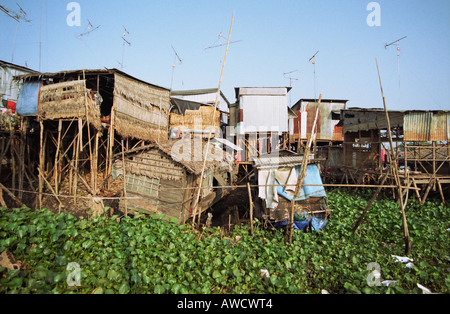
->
38;120;45;209
0;182;26;208
106;106;116;189
287;95;322;243
191;9;235;226
352;171;390;233
93;132;99;194
9;115;15;196
376;59;411;254
54;119;62;196
18;117;26;200
73;122;80;205
247;182;254;235
121;139;128;217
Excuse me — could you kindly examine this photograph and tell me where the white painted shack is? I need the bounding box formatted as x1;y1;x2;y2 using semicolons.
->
233;87;291;135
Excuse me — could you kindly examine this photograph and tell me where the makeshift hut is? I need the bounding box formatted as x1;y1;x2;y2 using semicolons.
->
115;139;237;223
340;108;450;203
230;87;292;162
251;150;330;232
10;68;171;213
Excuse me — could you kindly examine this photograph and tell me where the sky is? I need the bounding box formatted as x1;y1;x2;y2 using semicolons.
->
1;0;449;110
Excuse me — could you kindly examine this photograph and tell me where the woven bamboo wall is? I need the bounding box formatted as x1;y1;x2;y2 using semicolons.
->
127;148;186;181
114;73;170;142
38;80;101;129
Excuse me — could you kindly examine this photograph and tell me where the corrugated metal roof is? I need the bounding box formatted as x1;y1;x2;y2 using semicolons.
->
253;155;314;169
342;109;449;141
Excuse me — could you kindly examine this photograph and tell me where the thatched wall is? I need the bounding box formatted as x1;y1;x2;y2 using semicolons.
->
38;80;101;129
114;73;170;142
170;106;221;134
127;148;186;181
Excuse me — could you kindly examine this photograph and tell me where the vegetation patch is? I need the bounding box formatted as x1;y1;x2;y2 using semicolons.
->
0;189;449;294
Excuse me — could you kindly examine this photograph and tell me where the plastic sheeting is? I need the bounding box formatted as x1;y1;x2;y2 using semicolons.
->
277;164;327;201
16;81;41;116
272;214;328;232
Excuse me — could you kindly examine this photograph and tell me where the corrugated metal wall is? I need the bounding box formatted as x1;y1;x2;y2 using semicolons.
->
404;111;449;141
294;101;345;141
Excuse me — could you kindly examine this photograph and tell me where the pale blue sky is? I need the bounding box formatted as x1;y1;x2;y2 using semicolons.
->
1;0;449;110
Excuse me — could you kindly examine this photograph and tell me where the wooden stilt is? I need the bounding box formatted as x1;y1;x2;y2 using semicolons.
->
18;117;26;200
54;120;62;196
73;124;80;205
106;106;116;189
247;182;254;235
121;139;128;217
38;120;45;209
436;179;445;203
9;116;15;197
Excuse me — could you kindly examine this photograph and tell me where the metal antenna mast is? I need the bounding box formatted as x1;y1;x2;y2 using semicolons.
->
170;45;183;90
309;51;319;101
119;26;131;70
283;70;299;107
385;36;407;107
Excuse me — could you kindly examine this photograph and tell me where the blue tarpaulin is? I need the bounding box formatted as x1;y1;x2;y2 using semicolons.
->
16;82;41;116
272;164;329;232
272;215;328;232
276;164;326;201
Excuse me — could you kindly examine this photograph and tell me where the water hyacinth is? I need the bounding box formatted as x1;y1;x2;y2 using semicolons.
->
0;189;449;294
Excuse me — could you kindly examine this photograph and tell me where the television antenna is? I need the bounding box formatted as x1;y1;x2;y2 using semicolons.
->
204;31;242;51
309;50;319;101
119;26;131;70
0;3;31;22
77;20;100;39
170;45;183;90
385;36;407;107
283;70;299;87
1;3;32;63
283;70;299;106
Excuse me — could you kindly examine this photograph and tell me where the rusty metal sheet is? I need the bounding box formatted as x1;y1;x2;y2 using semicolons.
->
306;102;345;141
404;111;449;141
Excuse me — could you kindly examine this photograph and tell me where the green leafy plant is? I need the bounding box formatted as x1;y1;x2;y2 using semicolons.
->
0;189;449;294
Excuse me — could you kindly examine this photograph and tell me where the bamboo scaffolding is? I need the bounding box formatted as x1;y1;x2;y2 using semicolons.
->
352;60;412;253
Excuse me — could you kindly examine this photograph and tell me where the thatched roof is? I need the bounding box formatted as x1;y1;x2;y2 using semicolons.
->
120;139;234;176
